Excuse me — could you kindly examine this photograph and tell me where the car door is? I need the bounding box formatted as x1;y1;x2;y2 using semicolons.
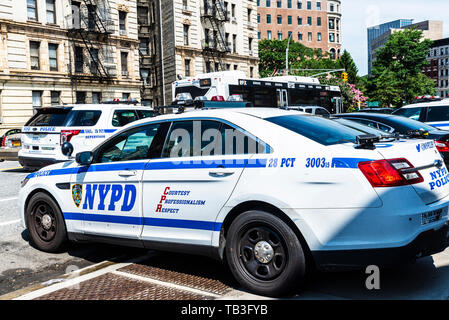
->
140;119;268;246
71;123;162;239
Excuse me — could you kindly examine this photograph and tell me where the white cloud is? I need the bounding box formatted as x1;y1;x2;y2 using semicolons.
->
342;0;449;75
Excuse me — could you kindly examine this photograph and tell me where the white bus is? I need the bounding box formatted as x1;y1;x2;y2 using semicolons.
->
172;71;343;113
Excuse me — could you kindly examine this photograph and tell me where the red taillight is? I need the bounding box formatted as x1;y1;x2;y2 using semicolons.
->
358;158;424;187
60;130;81;145
211;95;225;101
1;136;6;147
435;141;449;153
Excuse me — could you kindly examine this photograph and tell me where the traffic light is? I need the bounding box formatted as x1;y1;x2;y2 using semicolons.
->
341;72;348;82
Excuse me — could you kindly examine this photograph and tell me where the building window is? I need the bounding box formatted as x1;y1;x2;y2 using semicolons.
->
307;16;312;26
298;32;303;41
30;41;40;70
317;33;322;42
329;19;335;29
183;24;189;46
267;14;271;24
27;0;37;21
277;0;281;8
330;4;334;11
297;1;302;9
32;91;42;111
185;59;191;77
277;32;282;40
307;1;311;9
51;91;60;105
249;37;253;52
75;47;84;73
288;16;292;25
121;52;128;76
317;1;321;10
232;34;237;53
250;66;254;78
308;32;312;41
49;43;58;71
287;0;292;8
139;39;149;55
329;33;335;43
46;0;56;24
297;17;302;25
119;11;127;35
267;30;272;40
76;91;86;104
317;17;321;26
92;92;102;104
277;15;282;24
137;6;149;25
266;0;271;7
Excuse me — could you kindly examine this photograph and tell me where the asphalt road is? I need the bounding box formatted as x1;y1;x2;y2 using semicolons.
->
0;161;147;296
0;160;448;300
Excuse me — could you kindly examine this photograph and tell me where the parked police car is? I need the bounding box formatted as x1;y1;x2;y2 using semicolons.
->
19;104;155;170
19;108;449;296
393;96;449;129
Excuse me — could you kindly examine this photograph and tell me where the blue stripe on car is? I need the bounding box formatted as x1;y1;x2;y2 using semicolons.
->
63;212;222;231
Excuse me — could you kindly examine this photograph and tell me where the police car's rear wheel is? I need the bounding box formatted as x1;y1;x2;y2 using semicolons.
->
226;211;306;297
26;193;67;253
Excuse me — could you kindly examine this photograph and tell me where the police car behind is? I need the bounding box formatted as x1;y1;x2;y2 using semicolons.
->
19;104;155;170
393;96;449;129
19;108;449;297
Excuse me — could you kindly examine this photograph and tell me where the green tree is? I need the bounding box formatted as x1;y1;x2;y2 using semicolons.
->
368;28;434;107
337;50;358;84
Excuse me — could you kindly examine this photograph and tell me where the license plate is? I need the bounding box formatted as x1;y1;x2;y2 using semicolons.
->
421;209;443;225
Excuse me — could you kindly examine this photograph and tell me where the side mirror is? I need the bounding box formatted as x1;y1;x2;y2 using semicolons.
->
75;151;93;166
61;142;74;158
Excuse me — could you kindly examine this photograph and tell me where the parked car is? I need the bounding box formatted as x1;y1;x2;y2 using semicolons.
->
0;129;22;162
359;107;394;114
393;96;449;129
285;106;331;118
19;104;156;171
333;112;449;167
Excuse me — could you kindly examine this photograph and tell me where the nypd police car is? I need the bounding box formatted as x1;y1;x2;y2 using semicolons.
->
19;103;155;170
19;108;449;296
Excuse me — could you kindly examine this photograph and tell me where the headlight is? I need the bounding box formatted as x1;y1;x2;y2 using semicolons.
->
20;177;29;188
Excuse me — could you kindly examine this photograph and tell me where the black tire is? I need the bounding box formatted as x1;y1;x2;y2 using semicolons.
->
226;210;306;297
25;192;67;253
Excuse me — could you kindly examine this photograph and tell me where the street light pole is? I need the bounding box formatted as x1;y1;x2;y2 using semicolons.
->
285;26;302;76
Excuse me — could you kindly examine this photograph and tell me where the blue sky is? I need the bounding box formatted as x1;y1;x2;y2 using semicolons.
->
341;0;449;75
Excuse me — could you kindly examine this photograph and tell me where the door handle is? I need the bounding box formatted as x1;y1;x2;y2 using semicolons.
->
209;168;235;178
118;170;137;177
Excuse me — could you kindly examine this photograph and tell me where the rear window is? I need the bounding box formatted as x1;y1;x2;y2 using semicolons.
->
25;109;70;126
25;109;101;127
266;115;362;146
393;107;424;120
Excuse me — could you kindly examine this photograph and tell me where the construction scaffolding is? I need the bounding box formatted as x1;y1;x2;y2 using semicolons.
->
200;0;230;71
67;0;116;102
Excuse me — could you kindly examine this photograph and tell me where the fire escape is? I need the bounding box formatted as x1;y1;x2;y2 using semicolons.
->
201;0;230;71
67;0;115;85
137;0;156;105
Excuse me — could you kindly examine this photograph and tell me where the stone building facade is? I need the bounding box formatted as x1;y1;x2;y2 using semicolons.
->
138;0;260;106
0;0;141;134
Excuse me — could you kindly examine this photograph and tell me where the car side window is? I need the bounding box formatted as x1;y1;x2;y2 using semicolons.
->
220;124;269;155
394;107;423;121
162;120;222;158
96;124;160;163
161;120;270;158
112;110;138;127
426;106;449;122
315;108;330;117
137;110;156;119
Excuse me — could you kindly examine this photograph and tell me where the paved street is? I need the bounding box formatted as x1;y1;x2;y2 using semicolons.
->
0;160;448;300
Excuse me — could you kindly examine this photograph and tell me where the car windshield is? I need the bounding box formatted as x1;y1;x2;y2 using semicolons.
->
266;115;363;146
332;118;387;136
25;109;102;127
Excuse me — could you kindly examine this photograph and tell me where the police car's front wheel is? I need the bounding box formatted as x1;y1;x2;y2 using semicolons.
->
226;211;306;297
26;193;67;253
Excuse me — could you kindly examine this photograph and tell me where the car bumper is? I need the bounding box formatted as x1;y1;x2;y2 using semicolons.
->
18;156;65;170
312;223;449;271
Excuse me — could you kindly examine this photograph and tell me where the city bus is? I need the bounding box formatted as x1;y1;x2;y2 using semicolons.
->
172;71;343;113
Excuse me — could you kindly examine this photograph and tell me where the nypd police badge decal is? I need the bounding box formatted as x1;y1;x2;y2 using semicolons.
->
72;184;83;208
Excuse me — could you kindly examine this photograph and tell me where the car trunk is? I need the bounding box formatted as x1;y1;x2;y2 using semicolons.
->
377;140;449;205
21;108;71;156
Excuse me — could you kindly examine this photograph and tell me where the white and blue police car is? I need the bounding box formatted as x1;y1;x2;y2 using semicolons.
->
19;108;449;296
19;103;155;170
